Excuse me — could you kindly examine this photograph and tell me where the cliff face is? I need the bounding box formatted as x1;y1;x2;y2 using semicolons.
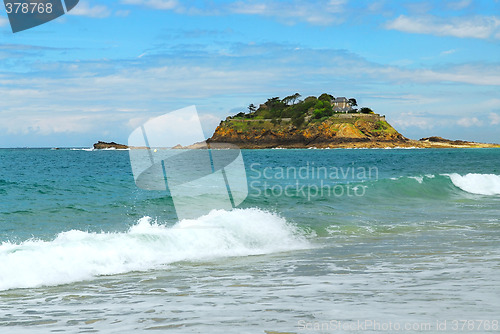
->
208;114;408;149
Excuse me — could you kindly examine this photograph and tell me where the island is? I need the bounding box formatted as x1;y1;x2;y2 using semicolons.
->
207;93;499;149
93;141;129;150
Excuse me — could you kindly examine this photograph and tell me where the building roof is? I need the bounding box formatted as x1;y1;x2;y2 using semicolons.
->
334;97;348;103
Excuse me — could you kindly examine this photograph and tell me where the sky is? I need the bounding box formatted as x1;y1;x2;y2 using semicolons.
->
0;0;499;147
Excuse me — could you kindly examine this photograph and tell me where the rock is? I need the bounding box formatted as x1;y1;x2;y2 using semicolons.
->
420;136;447;142
419;136;470;145
93;141;128;150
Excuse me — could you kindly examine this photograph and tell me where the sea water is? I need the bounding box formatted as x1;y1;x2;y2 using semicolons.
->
1;148;499;333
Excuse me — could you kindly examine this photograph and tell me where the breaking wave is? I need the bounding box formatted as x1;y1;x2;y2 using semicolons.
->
0;208;309;291
446;173;500;195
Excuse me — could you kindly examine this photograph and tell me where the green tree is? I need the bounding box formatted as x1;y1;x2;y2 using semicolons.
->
360;107;373;114
323;102;333;116
282;95;294;105
291;93;302;105
265;97;285;111
349;98;358;107
304;96;318;103
314;100;324;109
318;93;334;102
286;99;314;118
248;104;257;113
313;109;325;119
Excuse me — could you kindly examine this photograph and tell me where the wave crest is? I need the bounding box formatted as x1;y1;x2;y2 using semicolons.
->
446;173;500;195
0;208;309;291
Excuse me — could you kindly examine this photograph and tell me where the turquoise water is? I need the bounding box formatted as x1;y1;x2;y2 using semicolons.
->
1;148;500;333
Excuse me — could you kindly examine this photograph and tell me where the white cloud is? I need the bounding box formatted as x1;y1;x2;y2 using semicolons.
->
126;116;151;130
391;112;436;130
369;94;442;105
0;60;282;137
457;117;483;127
229;0;346;25
115;10;131;17
489;113;500;125
377;64;500;86
68;1;111;18
367;1;387;13
199;113;224;135
0;16;8;27
440;49;456;55
404;2;432;15
386;15;500;39
482;98;500;108
1;112;98;135
121;0;179;10
120;0;347;25
446;0;472;10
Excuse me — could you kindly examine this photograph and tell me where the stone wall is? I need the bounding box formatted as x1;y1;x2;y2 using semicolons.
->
227;114;385;123
333;113;385;122
228;118;292;122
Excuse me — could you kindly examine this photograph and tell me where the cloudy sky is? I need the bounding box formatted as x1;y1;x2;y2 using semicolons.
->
0;0;499;147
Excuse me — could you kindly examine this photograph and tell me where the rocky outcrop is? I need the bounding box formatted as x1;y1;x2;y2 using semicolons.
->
416;137;499;148
93;141;129;150
419;136;470;145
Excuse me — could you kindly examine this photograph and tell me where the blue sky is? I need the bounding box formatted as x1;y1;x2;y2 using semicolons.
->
0;0;499;147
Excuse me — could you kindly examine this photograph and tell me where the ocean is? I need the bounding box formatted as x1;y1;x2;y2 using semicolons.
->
1;148;499;333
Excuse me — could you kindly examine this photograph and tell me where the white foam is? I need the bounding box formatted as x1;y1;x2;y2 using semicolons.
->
99;147;130;151
408;176;424;184
70;148;94;151
0;209;309;291
446;173;500;195
381;147;421;149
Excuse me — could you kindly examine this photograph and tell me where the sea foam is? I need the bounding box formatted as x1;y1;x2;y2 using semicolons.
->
446;173;500;195
0;208;309;291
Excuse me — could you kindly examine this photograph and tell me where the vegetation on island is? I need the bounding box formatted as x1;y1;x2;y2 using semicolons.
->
231;93;372;128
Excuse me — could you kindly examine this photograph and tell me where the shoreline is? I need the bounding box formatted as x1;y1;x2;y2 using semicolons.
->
3;142;500;150
204;139;500;149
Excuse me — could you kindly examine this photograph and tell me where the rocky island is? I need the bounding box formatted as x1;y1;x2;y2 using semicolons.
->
207;93;499;149
93;141;129;150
